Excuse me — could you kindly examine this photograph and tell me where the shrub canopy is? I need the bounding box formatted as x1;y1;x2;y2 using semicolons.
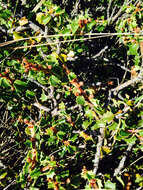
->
0;0;143;189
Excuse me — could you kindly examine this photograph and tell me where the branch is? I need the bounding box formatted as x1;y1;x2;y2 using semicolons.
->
32;0;46;13
28;21;55;49
23;75;48;91
92;46;108;59
93;126;105;174
3;180;16;190
111;75;141;95
107;0;113;23
109;0;133;24
33;102;51;112
113;143;134;177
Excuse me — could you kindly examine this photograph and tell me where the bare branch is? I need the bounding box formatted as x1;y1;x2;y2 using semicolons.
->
93;126;105;174
3;180;16;190
32;0;46;13
107;0;113;23
111;75;141;95
23;75;48;91
92;46;108;59
113;143;134;176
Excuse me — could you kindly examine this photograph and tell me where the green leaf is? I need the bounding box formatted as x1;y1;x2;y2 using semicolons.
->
59;170;69;178
30;168;41;178
14;80;27;87
25;127;32;136
40;91;48;102
87;20;96;30
55;7;65;15
42;15;51;25
104;180;116;189
36;12;44;24
45;170;55;178
67;145;76;154
102;111;114;122
26;90;35;97
82;120;92;129
0;172;7;180
57;131;66;139
120;130;130;137
85;109;96;119
116;176;125;187
0;78;11;88
134;95;143;104
23;162;30;175
86;171;95;180
13;32;23;40
68;72;77;81
30;187;39;190
76;96;85;105
124;136;137;144
49;75;60;86
102;146;111;154
128;43;139;55
71;20;79;34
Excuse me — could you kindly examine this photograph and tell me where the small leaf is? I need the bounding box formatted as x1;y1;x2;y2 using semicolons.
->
128;43;139;55
85;109;96;119
102;111;114;122
104;180;116;189
14;80;27;87
80;131;92;141
82;120;92;129
49;75;60;86
71;20;79;34
14;80;27;92
76;96;85;105
57;131;66;139
30;187;39;190
68;72;77;81
55;7;65;15
30;168;41;178
36;12;44;24
42;15;51;25
46;170;55;178
13;32;23;40
102;146;111;154
0;172;7;180
124;136;137;144
60;53;67;62
19;16;28;26
0;78;11;88
134;95;143;104
120;130;130;137
40;91;48;102
26;90;35;97
116;176;125;187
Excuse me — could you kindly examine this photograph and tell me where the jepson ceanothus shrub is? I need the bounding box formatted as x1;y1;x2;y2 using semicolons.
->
0;0;143;189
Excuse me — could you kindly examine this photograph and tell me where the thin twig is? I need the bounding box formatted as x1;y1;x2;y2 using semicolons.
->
3;180;16;190
120;155;143;175
0;32;143;48
23;74;48;91
92;46;108;59
13;34;121;50
111;0;132;23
